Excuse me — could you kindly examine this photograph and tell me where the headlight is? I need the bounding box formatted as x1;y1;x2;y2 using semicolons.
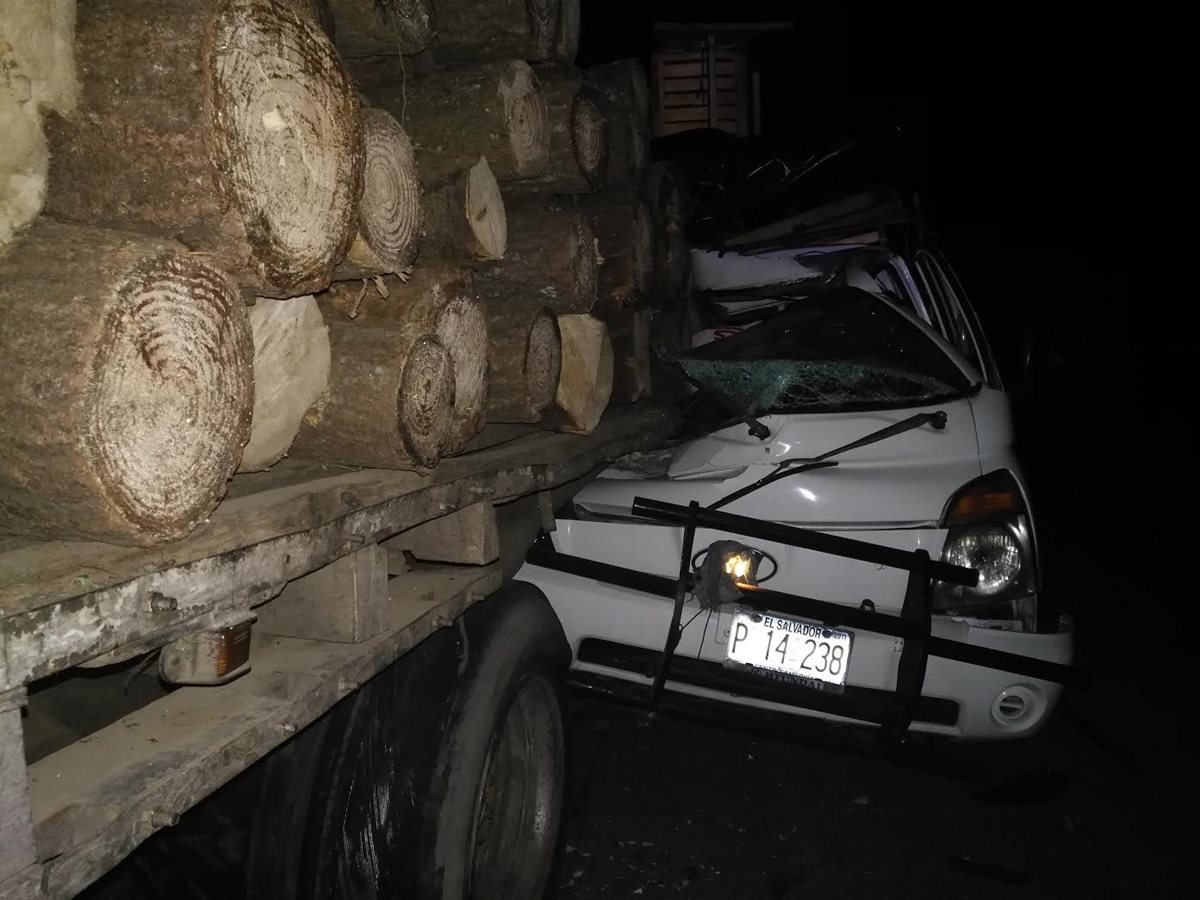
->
934;471;1037;623
943;525;1022;597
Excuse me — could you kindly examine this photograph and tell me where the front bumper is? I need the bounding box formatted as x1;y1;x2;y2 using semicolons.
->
521;562;1074;741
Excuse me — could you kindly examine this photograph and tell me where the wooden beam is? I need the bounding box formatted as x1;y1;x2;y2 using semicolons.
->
383;502;499;566
254;545;389;644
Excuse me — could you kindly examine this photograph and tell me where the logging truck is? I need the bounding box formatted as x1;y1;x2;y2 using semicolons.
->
1;1;682;895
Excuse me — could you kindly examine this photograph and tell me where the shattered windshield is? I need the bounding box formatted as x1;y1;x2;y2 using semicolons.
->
679;287;971;415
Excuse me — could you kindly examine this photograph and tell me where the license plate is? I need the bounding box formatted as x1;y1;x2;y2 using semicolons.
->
725;609;853;687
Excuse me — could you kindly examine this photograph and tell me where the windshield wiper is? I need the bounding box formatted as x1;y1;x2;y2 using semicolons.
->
708;411;947;510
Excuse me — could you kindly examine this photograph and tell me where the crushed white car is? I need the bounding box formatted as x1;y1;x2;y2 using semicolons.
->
521;241;1074;741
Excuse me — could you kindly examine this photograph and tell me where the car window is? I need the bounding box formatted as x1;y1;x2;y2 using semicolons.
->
914;251;988;381
679;287;972;415
934;253;1003;389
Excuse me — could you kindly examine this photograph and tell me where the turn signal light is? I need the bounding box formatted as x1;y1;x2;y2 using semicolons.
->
159;620;253;685
942;470;1026;525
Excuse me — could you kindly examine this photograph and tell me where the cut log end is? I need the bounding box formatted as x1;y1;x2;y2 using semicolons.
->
554;314;613;435
570;212;599;308
437;294;490;454
465;156;507;260
572;88;609;189
351;108;422;274
205;0;362;295
557;0;581;63
525;308;563;417
240;296;330;472
90;254;252;540
399;336;454;467
499;61;549;178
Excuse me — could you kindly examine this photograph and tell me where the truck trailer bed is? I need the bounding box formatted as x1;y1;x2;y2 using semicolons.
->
0;406;672;899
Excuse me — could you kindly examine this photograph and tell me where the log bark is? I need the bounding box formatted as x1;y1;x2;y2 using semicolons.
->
290;319;453;470
556;0;581;64
320;262;474;322
319;275;489;455
646;163;692;302
44;0;363;298
333;108;423;281
0;222;253;545
422;157;508;261
585;59;650;126
485;303;561;423
581;190;655;309
239;296;331;472
585;59;649;182
326;0;434;57
473;196;596;312
551;314;613;435
509;77;608;193
597;307;652;403
369;60;548;183
432;0;559;65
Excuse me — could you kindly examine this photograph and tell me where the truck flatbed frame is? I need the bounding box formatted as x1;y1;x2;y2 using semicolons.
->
0;406;673;899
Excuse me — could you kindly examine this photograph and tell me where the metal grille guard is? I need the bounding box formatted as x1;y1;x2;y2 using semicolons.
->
526;496;1083;742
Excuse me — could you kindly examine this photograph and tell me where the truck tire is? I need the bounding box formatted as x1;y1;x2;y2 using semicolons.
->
248;580;570;900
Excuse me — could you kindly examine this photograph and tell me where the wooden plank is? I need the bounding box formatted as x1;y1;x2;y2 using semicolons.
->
30;564;502;900
383;502;499;566
0;406;673;690
655;60;737;78
0;690;35;886
661;76;736;93
254;545;389;644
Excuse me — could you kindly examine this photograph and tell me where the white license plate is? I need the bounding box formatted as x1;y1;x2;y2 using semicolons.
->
725;609;853;686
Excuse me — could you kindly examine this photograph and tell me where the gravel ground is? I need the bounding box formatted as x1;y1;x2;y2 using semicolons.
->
554;683;1189;899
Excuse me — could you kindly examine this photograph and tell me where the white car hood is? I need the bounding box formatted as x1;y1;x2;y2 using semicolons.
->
576;398;983;526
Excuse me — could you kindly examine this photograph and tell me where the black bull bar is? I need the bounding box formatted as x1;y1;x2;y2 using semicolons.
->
526;497;1084;740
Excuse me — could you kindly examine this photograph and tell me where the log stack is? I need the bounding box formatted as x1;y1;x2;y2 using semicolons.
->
0;1;688;548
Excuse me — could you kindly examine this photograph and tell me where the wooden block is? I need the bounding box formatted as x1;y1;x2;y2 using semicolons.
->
383;502;499;566
254;545;388;644
0;690;36;886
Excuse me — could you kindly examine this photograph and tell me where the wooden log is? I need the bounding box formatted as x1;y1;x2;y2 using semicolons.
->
485;303;561;423
432;0;559;65
585;59;649;182
318;276;489;455
326;0;434;57
646;163;692;302
422;157;507;261
556;0;581;64
581;190;655;309
370;60;548;183
44;0;363;298
333;108;423;281
0;222;253;546
597;307;652;403
551;314;613;435
290;319;453;471
319;262;473;322
510;76;608;193
473;196;596;312
239;296;331;472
